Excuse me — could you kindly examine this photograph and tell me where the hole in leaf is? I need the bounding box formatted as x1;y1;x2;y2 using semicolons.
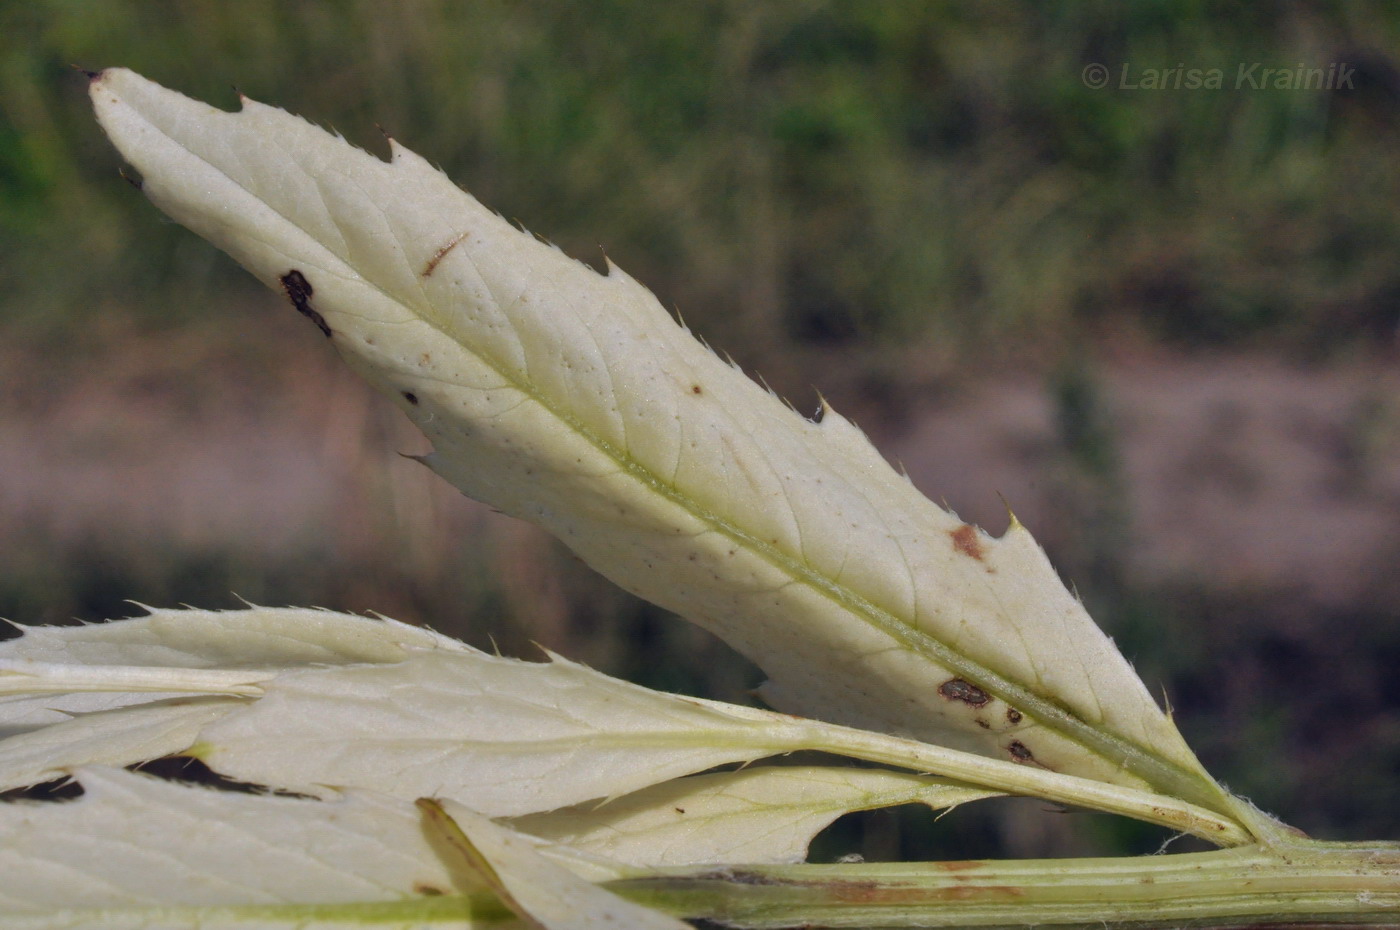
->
130;755;316;798
808;796;1212;862
0;777;83;803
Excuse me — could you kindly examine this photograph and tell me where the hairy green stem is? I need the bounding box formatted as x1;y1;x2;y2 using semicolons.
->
611;839;1400;929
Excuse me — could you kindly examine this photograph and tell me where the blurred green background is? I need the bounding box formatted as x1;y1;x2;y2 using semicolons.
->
4;0;1400;859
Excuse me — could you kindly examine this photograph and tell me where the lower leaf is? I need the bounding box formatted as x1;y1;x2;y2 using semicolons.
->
510;766;997;867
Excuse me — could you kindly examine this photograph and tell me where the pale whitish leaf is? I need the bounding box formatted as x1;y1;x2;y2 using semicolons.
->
423;799;692;930
189;646;807;815
511;766;997;867
90;68;1232;815
0;697;239;790
1;605;462;664
0;767;515;929
0;608;463;791
0;606;462;731
157;616;1243;843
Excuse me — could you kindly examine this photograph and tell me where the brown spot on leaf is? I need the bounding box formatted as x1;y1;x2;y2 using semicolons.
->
938;678;991;707
830;879;1021;905
423;231;470;277
691;384;703;394
949;524;985;560
402;391;419;405
674;807;686;814
935;860;986;872
1006;708;1023;725
279;270;332;338
1007;740;1034;763
413;883;446;896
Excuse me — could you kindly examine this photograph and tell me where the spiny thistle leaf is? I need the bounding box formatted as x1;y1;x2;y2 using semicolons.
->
89;68;1232;818
0;608;1247;843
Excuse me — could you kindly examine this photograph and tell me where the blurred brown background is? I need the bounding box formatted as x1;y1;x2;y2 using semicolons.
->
3;1;1400;858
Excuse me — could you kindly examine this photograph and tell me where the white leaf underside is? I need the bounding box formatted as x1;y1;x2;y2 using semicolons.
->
189;647;806;815
0;608;460;790
0;607;462;731
5;766;957;927
90;69;1226;813
0;609;1247;843
510;766;997;867
0;767;511;929
0;697;240;790
0;767;680;929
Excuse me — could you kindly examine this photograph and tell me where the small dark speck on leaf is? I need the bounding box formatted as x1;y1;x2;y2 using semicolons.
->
1007;740;1034;763
1006;708;1023;724
675;807;686;814
402;391;419;405
692;384;703;394
413;883;446;896
938;678;991;707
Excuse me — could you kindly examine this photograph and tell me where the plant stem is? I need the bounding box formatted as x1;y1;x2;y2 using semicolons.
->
609;839;1400;929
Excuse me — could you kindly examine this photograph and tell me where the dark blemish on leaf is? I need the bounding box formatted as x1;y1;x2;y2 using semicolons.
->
692;384;703;394
813;405;826;423
413;883;446;896
1007;740;1034;763
282;270;313;302
935;860;987;872
423;231;470;277
1006;708;1023;725
119;167;143;191
950;524;985;560
73;64;101;81
402;391;419;405
975;719;991;729
280;270;332;338
675;807;686;814
938;678;991;707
